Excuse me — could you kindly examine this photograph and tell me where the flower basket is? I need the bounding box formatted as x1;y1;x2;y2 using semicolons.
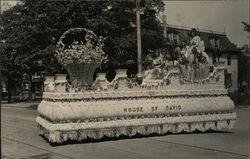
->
55;28;107;88
65;62;100;88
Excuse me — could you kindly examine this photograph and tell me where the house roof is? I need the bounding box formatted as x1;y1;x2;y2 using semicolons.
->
166;25;239;54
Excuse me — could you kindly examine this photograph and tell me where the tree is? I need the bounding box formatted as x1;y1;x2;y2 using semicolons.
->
0;40;23;103
0;0;166;97
1;0;165;71
240;21;250;96
242;21;250;32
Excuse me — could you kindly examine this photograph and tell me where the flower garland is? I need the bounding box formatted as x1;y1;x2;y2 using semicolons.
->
181;68;221;84
55;28;107;66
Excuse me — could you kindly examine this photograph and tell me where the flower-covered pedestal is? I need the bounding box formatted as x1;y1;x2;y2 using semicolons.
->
44;76;55;92
54;74;67;92
92;73;111;91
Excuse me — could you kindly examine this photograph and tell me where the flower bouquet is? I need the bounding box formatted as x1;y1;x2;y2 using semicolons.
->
55;28;107;89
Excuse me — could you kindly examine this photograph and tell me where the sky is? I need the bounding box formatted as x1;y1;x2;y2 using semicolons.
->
164;0;249;47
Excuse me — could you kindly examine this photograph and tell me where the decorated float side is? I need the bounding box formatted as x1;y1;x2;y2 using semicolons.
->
36;28;236;143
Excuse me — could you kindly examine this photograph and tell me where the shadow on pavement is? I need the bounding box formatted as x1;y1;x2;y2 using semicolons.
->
235;105;250;109
24;153;52;159
26;104;39;110
43;130;233;147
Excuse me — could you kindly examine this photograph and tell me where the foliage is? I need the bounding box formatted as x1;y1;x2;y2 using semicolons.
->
0;0;166;76
242;21;250;32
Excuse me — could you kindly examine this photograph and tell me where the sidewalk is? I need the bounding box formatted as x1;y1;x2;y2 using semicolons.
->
1;101;40;109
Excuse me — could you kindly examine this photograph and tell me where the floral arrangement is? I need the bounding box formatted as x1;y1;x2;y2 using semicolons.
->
55;28;107;66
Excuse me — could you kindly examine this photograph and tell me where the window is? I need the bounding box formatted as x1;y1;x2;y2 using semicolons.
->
173;34;179;44
216;39;220;48
210;38;219;48
168;33;173;41
210;38;215;47
167;33;179;44
227;56;231;65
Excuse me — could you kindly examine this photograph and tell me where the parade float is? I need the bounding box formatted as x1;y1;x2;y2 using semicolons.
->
36;28;236;143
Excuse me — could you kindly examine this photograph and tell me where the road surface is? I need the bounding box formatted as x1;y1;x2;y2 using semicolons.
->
1;102;250;159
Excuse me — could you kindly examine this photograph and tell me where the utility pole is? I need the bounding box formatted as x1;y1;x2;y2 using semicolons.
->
248;0;250;103
162;14;167;38
136;0;142;79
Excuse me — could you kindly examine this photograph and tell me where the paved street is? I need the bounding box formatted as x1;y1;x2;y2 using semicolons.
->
1;102;250;159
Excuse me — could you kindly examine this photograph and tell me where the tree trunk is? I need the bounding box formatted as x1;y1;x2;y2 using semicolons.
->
0;68;2;103
7;75;11;103
28;75;32;101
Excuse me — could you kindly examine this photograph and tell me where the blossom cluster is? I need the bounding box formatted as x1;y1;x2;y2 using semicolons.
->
56;31;107;66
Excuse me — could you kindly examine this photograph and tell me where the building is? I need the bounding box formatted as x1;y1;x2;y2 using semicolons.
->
163;24;240;93
0;0;19;14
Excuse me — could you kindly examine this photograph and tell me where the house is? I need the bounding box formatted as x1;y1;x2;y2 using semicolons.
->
162;24;240;93
0;0;19;14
